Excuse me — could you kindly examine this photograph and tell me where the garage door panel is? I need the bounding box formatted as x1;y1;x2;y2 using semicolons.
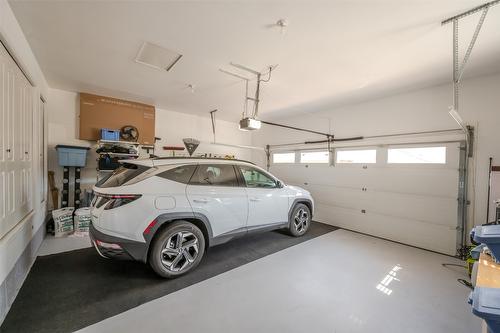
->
307;166;367;187
270;165;305;185
363;212;457;255
316;202;456;255
368;167;459;196
314;202;363;228
272;165;369;188
364;190;457;227
311;186;456;227
310;186;364;209
275;165;458;199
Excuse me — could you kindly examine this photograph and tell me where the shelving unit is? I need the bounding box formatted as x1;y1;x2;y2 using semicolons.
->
95;140;141;180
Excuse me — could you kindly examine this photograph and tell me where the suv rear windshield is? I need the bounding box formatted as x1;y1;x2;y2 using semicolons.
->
95;163;150;188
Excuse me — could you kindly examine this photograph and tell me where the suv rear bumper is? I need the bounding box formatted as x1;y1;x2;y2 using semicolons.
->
89;223;148;262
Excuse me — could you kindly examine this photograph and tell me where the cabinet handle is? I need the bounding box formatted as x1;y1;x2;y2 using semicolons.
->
6;149;11;153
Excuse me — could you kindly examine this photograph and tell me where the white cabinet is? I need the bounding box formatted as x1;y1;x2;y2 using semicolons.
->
0;43;34;238
38;99;45;203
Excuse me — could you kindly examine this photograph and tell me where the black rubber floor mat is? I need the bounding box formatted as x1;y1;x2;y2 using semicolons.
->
1;222;336;333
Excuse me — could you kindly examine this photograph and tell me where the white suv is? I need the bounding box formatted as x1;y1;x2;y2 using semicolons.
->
90;158;314;278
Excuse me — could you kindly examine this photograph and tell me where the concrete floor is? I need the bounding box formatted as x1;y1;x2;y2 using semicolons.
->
77;229;479;333
38;234;91;256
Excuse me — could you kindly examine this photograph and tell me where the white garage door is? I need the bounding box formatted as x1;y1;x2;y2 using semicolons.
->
271;142;462;255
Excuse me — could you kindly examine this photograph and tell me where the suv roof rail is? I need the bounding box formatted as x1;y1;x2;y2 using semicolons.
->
152;156;255;165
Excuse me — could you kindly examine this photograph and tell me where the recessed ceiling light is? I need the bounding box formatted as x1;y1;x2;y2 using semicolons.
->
135;41;182;72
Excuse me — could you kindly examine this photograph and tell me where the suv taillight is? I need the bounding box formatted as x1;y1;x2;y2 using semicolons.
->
98;194;142;210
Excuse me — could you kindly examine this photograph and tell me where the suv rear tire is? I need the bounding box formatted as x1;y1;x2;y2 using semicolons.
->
149;220;205;278
288;203;311;237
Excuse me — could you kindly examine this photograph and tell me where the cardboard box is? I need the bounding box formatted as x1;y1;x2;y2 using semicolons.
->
79;93;155;144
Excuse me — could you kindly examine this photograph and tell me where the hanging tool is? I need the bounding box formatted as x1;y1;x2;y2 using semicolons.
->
487;157;493;223
210;109;217;142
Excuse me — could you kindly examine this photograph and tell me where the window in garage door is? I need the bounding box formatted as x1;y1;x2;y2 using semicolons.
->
272;152;295;164
387;146;446;164
336;149;376;164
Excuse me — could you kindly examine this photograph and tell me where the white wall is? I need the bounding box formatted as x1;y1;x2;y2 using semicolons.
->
0;0;49;324
252;72;500;231
153;107;253;161
47;88;253;206
47;89;94;206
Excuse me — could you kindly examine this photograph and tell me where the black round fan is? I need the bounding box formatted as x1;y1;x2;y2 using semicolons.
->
120;125;139;142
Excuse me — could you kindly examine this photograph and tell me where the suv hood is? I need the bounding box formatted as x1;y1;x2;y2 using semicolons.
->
286;184;311;196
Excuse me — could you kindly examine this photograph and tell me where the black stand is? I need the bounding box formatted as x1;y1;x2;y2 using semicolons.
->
62;167;69;208
61;166;82;208
74;167;81;208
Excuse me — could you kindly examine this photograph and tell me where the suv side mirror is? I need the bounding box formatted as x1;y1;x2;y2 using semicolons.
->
276;180;284;188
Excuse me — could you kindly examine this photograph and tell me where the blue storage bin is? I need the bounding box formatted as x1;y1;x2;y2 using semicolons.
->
55;145;90;167
474;225;500;261
101;128;120;141
469;287;500;333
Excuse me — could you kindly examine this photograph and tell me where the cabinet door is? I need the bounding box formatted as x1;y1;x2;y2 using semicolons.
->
0;61;5;225
0;43;35;238
25;81;33;211
39;99;45;203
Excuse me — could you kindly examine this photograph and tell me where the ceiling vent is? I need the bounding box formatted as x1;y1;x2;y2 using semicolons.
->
135;41;182;72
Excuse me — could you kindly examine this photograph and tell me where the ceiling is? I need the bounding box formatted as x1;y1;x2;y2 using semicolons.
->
9;0;500;121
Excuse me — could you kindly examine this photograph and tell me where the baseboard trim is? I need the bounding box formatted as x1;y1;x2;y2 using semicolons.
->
0;214;48;326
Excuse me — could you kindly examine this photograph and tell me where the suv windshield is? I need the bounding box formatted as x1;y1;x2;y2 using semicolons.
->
96;163;150;188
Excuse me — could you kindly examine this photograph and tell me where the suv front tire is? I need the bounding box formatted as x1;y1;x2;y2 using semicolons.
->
288;203;311;237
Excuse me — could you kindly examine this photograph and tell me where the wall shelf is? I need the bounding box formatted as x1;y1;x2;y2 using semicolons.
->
97;152;139;157
97;140;141;146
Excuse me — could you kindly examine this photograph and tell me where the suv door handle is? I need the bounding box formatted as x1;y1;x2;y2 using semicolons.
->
249;197;261;202
193;198;209;203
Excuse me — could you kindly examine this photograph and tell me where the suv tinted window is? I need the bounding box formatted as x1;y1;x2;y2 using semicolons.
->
157;165;196;184
190;164;238;187
239;165;277;188
96;163;150;188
